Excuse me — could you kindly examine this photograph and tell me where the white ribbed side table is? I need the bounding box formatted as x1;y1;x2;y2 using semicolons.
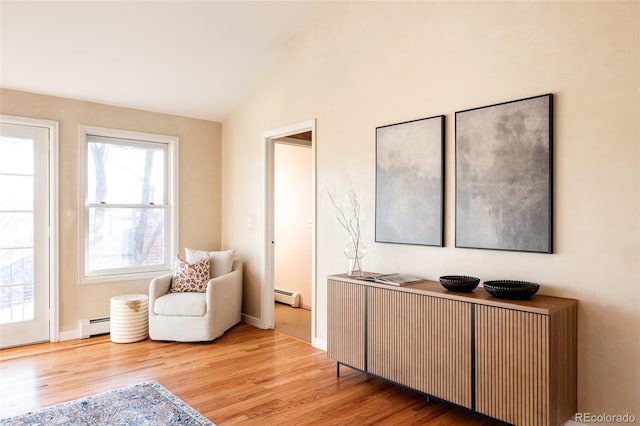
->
110;294;149;343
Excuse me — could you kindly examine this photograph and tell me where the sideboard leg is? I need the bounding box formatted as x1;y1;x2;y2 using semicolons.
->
336;362;341;378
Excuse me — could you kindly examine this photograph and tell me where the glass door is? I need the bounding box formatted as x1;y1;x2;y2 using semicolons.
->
0;121;51;348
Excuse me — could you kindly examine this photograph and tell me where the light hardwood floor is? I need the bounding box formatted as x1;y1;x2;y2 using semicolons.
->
0;324;501;425
274;302;311;342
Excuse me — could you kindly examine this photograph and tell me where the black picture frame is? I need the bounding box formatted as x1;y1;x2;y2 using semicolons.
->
375;115;445;247
455;94;553;253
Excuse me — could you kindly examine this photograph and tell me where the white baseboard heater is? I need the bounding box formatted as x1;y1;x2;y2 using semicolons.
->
274;289;300;308
79;316;110;338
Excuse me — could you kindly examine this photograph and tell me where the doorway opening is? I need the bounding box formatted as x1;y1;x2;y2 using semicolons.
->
273;135;312;342
262;120;316;346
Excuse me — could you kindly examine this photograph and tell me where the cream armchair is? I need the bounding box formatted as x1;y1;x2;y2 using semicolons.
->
149;259;242;342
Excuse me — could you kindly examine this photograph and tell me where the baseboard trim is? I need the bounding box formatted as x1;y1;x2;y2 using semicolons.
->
241;313;263;328
65;316;327;352
64;314;274;339
59;329;81;341
313;337;327;351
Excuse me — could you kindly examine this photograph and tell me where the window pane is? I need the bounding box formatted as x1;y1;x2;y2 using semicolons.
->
0;284;33;323
0;212;33;249
87;141;165;204
0;175;33;210
0;248;33;285
0;136;33;175
0;247;34;324
88;207;166;271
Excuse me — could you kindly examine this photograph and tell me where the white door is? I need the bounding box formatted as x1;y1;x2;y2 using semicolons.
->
0;122;51;348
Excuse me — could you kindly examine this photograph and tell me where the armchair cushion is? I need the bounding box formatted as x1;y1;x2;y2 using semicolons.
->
169;255;210;293
186;248;234;278
154;292;206;316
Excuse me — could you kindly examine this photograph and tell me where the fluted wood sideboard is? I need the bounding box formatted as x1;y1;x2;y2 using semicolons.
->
327;274;577;426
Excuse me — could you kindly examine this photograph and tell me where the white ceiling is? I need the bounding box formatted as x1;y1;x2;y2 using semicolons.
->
0;1;324;121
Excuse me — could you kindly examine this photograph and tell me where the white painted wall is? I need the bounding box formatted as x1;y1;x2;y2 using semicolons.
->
274;142;312;308
221;1;639;417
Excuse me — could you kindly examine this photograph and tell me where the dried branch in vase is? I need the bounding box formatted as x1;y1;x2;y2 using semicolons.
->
328;190;366;276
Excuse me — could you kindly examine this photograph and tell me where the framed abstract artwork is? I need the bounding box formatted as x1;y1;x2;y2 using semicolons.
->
455;94;553;253
375;115;445;247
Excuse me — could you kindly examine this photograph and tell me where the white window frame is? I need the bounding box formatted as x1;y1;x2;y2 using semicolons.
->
79;125;178;284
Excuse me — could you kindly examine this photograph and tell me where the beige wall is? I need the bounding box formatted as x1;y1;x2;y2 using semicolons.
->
1;88;222;333
222;1;639;417
274;142;312;308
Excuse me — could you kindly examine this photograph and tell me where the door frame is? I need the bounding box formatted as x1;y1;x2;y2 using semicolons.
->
1;114;59;343
262;120;317;346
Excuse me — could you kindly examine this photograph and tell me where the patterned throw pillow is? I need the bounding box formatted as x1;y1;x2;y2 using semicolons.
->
169;255;210;293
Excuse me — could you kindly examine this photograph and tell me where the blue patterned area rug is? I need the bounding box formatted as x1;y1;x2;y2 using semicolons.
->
0;381;214;426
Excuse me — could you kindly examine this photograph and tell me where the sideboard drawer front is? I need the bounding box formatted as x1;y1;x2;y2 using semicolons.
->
327;279;366;370
475;305;549;426
367;287;472;408
367;287;413;385
416;295;472;408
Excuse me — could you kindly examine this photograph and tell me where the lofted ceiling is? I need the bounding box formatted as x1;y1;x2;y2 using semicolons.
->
0;1;324;121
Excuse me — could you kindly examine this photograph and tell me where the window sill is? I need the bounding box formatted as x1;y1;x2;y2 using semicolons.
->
81;270;171;285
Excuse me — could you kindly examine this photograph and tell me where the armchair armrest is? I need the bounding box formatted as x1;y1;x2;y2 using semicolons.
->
206;261;243;328
149;273;173;310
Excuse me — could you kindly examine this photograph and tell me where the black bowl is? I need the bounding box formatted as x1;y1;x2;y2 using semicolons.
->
439;275;480;292
482;280;540;300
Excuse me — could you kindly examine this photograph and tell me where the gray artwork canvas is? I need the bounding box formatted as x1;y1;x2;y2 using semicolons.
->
376;115;444;246
455;94;553;253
